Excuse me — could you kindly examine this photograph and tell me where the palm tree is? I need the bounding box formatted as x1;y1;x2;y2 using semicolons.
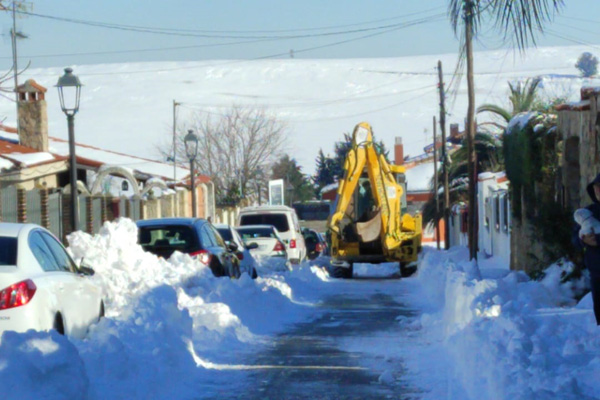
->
477;78;542;130
448;0;563;260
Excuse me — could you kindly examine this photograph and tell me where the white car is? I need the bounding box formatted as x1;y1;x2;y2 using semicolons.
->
237;205;307;264
214;223;259;279
236;225;288;259
0;223;104;339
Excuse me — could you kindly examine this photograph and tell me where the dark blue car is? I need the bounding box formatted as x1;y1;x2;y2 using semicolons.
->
136;218;240;278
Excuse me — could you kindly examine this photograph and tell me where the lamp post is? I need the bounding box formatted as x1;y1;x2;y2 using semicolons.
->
56;67;82;232
184;130;199;218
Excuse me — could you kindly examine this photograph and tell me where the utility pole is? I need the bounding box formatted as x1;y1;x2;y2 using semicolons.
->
437;60;450;250
464;1;478;261
173;100;179;182
11;1;20;143
433;116;440;250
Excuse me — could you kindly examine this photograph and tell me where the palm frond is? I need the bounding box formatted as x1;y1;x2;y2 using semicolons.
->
476;103;512;123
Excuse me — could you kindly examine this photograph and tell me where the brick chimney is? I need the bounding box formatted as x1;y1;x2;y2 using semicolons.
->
16;79;48;152
394;137;404;165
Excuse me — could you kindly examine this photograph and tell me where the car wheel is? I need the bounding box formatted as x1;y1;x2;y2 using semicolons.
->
53;313;65;335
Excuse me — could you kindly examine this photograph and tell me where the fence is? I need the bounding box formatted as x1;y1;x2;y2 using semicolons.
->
0;185;191;243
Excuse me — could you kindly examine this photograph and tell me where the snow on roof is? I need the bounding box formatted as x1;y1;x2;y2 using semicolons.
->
319;182;339;194
405;161;439;193
0;157;13;171
47;137;191;182
2;152;55;166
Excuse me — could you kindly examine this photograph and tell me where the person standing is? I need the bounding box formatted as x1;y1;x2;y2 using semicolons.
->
574;173;600;326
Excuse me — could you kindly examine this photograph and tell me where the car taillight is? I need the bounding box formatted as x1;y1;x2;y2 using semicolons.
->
316;243;324;252
190;250;212;266
236;253;244;261
289;239;296;249
273;241;285;252
0;279;37;310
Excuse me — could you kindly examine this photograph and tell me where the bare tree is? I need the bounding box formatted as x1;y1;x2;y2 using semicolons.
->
171;106;287;203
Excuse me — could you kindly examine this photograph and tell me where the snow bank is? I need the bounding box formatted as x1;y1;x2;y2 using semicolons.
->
0;219;331;398
414;247;599;400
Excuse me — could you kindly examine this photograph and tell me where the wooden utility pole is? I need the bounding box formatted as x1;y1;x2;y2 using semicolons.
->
437;60;450;250
433;116;440;250
464;1;478;261
173;100;180;182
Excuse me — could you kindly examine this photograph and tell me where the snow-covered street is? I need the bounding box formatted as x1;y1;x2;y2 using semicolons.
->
1;219;599;399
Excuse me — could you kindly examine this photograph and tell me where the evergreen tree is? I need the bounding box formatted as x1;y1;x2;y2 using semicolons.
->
575;52;598;78
271;154;314;205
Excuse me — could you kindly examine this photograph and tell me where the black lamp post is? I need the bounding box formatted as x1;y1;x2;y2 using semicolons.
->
56;67;82;232
184;130;199;217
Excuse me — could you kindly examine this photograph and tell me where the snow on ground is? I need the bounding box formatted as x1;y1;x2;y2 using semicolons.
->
0;219;599;399
399;246;600;400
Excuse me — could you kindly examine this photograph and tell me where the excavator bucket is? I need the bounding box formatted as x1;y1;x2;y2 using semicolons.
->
356;209;382;242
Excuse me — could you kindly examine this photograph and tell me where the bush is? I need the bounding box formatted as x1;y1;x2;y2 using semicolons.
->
575;52;598;78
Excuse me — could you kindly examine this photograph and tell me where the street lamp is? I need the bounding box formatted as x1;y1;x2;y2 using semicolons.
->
184;129;199;217
56;67;82;232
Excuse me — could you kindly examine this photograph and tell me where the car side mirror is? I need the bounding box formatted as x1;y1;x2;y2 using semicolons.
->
246;242;259;250
227;241;239;252
77;258;95;276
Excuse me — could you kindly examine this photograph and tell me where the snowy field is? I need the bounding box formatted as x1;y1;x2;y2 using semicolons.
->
0;45;598;174
0;219;598;399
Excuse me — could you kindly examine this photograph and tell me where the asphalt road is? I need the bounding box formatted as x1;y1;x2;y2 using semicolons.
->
220;277;422;400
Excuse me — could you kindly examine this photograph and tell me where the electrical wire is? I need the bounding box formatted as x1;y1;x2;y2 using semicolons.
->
16;9;446;40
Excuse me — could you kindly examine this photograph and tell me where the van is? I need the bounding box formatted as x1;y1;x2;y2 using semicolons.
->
237;205;307;264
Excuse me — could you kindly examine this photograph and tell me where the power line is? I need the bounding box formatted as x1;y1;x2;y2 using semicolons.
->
17;9;446;40
25;15;446;77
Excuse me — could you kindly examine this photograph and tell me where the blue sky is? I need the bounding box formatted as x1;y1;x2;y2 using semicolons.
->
1;0;599;69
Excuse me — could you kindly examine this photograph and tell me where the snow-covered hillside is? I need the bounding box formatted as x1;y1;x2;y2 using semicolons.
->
0;45;597;174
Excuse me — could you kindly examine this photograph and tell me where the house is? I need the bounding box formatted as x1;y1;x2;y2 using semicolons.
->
0;79;216;229
556;87;600;210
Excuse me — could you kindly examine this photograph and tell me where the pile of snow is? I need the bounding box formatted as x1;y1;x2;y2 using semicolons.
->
411;246;600;399
0;218;331;398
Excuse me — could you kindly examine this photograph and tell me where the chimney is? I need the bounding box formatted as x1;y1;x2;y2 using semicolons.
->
394;137;404;165
16;79;48;152
450;123;459;139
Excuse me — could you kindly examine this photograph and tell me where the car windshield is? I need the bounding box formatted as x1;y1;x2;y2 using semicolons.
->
138;225;197;256
215;227;232;241
0;237;17;265
240;213;289;232
237;227;277;239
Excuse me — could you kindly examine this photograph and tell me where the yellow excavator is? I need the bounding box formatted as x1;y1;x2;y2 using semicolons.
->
327;122;422;278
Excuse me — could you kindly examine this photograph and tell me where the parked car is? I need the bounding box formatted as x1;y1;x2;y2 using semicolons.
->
0;223;104;339
302;228;328;260
236;225;288;260
214;224;258;279
136;218;240;278
237;206;307;264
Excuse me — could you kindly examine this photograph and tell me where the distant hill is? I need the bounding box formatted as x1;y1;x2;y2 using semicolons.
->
0;45;597;175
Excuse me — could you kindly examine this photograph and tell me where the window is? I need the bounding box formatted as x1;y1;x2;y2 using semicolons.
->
494;195;501;231
240;213;290;232
41;232;76;273
138;226;197;253
237;227;277;239
199;225;216;248
29;231;60;272
209;225;226;248
216;227;233;242
0;237;17;266
503;194;509;232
